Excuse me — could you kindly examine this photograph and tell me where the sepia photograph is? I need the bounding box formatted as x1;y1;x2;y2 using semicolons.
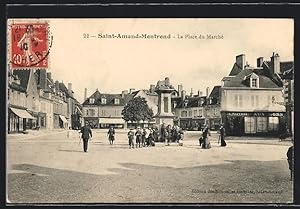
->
6;18;294;204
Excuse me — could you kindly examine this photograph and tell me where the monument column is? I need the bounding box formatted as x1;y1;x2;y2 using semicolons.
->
154;77;176;126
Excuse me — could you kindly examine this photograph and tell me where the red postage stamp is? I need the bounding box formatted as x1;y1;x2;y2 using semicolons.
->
10;23;50;68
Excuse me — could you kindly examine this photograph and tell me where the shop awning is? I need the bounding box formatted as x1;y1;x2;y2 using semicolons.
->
10;107;35;119
59;115;68;123
99;118;125;124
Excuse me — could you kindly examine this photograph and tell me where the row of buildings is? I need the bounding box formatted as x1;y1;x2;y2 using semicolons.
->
8;68;82;133
82;52;294;136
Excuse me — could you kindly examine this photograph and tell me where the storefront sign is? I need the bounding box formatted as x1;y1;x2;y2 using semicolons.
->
227;112;284;117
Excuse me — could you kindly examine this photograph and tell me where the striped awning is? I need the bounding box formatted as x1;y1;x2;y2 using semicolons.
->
10;107;35;119
59;115;68;123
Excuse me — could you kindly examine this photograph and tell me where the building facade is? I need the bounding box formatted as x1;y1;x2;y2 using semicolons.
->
220;53;286;136
82;89;133;129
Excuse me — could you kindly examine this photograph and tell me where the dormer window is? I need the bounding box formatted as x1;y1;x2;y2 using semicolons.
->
101;97;106;104
251;78;257;88
114;98;120;104
89;98;95;104
245;73;259;88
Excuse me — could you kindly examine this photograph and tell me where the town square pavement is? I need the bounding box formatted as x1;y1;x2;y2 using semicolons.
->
7;130;293;204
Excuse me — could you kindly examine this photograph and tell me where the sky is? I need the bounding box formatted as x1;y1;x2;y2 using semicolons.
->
41;18;293;103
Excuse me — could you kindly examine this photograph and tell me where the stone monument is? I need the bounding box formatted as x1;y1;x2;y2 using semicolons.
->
154;77;176;126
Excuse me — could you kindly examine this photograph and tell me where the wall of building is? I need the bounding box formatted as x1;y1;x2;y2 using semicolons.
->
220;88;285;112
82;106;99;117
98;106;124;117
8;89;26;107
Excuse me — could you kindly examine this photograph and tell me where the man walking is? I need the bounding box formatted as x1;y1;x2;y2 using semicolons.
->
107;126;115;145
80;121;92;152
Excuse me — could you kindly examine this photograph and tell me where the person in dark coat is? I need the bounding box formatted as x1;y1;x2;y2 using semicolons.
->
219;124;227;147
127;128;135;149
202;125;211;149
160;123;166;142
135;127;142;148
287;144;294;181
142;128;147;147
80;122;92;152
107;126;115;145
165;125;171;146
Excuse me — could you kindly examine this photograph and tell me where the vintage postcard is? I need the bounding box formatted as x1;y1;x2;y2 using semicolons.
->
6;18;294;204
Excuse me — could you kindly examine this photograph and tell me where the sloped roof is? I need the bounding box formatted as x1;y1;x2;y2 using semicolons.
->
9;82;26;92
280;61;293;74
223;67;282;88
82;90;133;106
209;85;221;99
229;63;242;76
175;96;207;108
12;70;31;89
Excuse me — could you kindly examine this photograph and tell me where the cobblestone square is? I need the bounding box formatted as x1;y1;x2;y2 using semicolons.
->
7;130;293;203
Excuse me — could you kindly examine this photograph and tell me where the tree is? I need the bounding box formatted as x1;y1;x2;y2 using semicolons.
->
122;96;154;125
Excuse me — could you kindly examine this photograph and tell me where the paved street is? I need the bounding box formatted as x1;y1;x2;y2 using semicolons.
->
7;130;293;203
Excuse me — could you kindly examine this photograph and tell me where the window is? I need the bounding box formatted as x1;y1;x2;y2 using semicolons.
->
101;98;106;104
89;98;95;104
244;117;256;134
268;117;279;131
89;109;95;116
256;95;259;107
189;110;192;117
86;109;89;116
193;110;198;116
235;95;243;107
251;95;255;107
164;97;168;113
234;95;238;107
114;98;120;104
199;109;203;117
181;110;187;117
251;78;257;88
257;117;268;132
238;95;243;107
214;109;218;116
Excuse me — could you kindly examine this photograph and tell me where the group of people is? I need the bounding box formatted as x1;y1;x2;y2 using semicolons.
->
160;124;185;146
199;124;227;149
127;127;156;149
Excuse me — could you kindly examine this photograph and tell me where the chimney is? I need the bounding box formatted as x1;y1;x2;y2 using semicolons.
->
122;90;128;98
68;83;73;96
47;72;51;80
181;90;186;102
178;84;183;97
257;57;264;67
165;77;170;86
129;88;135;94
206;87;210;97
236;54;246;70
270;52;280;74
84;88;87;102
190;88;193;96
37;69;47;89
150;84;155;93
55;81;60;91
198;90;203;97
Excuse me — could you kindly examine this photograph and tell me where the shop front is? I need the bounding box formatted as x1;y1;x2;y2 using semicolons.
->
222;112;286;136
99;118;125;129
84;117;99;129
8;107;36;133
